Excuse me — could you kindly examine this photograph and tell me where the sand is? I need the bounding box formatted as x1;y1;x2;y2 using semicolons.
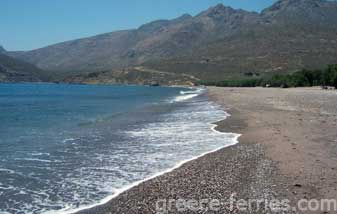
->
210;87;337;199
77;87;337;214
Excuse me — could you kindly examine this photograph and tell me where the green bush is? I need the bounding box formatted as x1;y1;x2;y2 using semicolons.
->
323;64;337;88
199;64;337;89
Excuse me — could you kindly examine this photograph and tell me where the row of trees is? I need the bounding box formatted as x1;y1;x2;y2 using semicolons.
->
199;64;337;89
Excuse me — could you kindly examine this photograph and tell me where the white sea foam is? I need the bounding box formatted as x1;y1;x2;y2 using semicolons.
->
62;138;76;143
54;90;241;214
55;136;240;214
171;93;199;102
31;153;50;156
15;158;52;163
1;87;240;214
180;87;205;94
169;87;205;103
0;168;15;174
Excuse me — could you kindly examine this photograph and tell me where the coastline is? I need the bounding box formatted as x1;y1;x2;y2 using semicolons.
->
61;129;241;214
61;89;242;214
74;88;282;214
74;86;337;214
209;87;337;209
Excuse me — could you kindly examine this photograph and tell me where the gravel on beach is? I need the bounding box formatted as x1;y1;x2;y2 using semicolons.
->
78;87;337;214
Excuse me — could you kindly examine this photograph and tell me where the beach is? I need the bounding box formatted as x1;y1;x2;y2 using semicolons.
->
77;87;337;214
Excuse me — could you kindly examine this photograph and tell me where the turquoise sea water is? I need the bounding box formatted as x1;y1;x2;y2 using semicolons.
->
0;83;238;214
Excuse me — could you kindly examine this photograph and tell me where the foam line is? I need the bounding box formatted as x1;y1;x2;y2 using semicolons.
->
55;109;241;214
169;87;205;103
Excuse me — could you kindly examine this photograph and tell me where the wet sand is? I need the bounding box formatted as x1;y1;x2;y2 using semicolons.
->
77;87;337;214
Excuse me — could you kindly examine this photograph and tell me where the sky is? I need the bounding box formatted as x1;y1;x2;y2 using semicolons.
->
0;0;276;51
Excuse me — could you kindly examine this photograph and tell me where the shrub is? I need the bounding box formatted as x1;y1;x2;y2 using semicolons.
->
198;64;337;88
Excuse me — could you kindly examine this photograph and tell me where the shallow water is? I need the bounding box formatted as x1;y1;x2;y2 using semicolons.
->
0;83;238;214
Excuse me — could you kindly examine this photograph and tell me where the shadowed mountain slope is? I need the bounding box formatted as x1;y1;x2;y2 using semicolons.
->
0;52;47;82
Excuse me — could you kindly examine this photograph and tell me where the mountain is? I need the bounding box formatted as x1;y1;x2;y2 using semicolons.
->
9;13;197;75
8;0;337;84
146;0;337;80
0;53;48;82
62;66;198;86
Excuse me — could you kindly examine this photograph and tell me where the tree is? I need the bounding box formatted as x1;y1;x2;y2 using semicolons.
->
328;64;337;89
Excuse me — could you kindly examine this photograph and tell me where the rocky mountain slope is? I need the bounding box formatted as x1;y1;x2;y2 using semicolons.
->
9;0;337;83
62;66;198;86
0;51;47;82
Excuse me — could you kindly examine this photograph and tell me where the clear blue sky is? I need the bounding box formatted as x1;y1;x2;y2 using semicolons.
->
1;0;276;51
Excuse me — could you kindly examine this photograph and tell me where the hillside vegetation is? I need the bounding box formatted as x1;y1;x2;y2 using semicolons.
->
200;64;337;88
6;0;337;84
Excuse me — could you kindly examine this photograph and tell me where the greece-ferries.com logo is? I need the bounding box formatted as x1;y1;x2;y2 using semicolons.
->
155;194;337;213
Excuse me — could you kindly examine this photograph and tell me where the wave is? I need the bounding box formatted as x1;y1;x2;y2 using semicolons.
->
169;87;205;103
62;138;77;143
172;93;199;102
77;111;129;127
55;91;241;214
0;168;16;174
15;158;52;163
180;87;204;94
56;135;240;214
32;152;50;156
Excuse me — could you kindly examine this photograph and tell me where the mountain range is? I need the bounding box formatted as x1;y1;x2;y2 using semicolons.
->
0;46;48;82
3;0;337;85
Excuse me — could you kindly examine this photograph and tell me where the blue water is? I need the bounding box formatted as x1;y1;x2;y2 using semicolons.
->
0;83;238;214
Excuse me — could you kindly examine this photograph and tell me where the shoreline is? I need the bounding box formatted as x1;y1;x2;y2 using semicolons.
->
60;89;240;214
73;87;336;214
208;87;337;208
62;132;241;214
75;98;279;213
73;137;240;213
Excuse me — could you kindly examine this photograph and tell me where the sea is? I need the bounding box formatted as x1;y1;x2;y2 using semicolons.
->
0;83;239;214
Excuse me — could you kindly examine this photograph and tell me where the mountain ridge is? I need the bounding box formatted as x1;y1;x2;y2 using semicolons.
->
7;0;337;84
0;53;48;82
